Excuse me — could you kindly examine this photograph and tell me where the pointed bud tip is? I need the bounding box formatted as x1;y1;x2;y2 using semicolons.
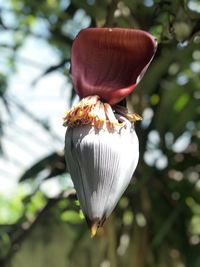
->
90;223;98;238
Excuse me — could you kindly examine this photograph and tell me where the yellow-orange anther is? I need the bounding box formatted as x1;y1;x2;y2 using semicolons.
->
63;95;141;131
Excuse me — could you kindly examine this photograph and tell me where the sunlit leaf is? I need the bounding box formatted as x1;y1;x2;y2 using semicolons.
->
174;93;190;112
19;152;66;182
61;210;83;224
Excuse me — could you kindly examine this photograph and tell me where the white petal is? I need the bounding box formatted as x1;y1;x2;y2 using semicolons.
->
65;116;139;224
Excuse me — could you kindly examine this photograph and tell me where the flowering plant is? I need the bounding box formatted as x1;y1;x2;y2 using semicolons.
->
64;28;157;236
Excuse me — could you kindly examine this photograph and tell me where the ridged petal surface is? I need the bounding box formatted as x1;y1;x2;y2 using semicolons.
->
71;28;157;105
65;116;139;224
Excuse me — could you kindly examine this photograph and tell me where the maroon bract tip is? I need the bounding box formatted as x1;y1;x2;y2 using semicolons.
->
70;28;157;105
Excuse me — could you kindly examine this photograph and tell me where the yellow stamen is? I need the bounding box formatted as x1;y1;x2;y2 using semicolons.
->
98;103;107;122
77;110;84;117
63;95;142;130
125;113;143;122
90;223;98;238
114;105;143;122
104;103;123;127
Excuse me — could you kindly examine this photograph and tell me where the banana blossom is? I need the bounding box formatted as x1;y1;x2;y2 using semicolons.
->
63;28;157;236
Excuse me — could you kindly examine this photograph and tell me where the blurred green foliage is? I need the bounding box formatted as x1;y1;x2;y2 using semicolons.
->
0;0;200;267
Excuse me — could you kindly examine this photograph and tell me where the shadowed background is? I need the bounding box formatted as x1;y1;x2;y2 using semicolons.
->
0;0;200;267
